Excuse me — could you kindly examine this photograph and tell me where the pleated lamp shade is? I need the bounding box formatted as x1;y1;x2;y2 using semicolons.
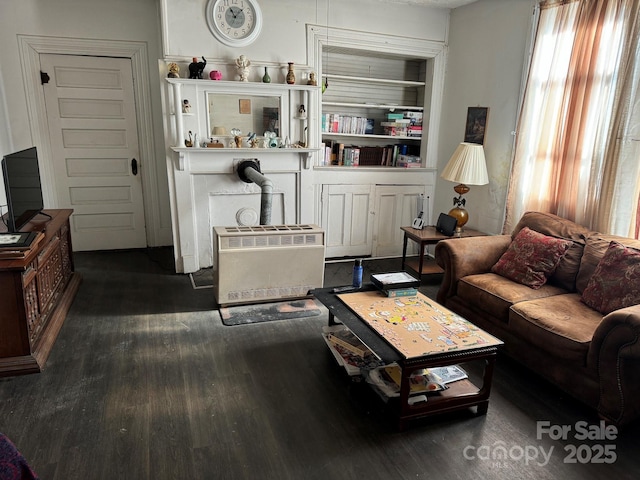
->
441;142;489;185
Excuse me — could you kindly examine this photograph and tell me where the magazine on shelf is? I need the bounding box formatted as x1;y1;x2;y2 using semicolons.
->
428;365;468;384
322;325;383;375
366;364;447;398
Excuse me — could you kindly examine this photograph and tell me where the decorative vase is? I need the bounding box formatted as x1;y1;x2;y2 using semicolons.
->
262;67;271;83
286;62;295;85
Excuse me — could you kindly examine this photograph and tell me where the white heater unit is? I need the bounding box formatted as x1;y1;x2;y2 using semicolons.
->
213;224;325;306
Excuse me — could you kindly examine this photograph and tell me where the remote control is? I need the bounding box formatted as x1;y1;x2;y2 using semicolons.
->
332;285;357;293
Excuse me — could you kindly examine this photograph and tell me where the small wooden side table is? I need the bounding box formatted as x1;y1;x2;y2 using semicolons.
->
401;226;486;278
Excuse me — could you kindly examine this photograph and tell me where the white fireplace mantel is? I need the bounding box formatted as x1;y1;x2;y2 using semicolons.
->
162;76;320;273
166;147;318;274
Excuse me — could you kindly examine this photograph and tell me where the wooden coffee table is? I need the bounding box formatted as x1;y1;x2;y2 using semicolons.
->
313;286;503;429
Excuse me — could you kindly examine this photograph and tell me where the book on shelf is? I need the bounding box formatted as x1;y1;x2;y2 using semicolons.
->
384;287;418;297
322;113;375;135
323;141;419;167
371;271;420;291
326;328;371;358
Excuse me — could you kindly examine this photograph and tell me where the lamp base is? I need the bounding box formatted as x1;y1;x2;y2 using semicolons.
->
448;206;469;233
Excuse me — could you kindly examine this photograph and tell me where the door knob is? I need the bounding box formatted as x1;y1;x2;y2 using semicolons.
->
131;158;138;175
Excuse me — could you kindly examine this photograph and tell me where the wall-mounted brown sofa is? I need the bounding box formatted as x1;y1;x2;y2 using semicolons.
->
435;211;640;426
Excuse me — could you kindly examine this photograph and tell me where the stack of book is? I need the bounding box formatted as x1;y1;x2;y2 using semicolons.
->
370;271;420;297
405;111;423;137
396;154;422;168
381;111;423;138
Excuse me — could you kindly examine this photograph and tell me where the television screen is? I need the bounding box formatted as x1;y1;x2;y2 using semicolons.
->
1;147;44;233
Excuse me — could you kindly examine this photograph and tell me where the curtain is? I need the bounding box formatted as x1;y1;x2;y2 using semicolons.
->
504;0;640;237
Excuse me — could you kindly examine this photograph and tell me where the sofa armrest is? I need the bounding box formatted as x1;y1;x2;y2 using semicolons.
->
589;304;640;426
435;235;511;305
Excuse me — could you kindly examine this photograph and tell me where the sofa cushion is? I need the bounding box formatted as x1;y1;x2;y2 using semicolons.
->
509;293;602;365
492;227;573;289
581;241;640;315
458;273;567;322
513;211;589;291
576;234;640;293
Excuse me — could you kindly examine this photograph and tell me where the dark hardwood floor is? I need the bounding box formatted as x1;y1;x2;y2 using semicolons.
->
0;248;638;479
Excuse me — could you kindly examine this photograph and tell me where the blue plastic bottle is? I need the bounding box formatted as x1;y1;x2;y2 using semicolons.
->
352;259;363;288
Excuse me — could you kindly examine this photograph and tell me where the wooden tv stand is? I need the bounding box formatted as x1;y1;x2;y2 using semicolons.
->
0;209;81;376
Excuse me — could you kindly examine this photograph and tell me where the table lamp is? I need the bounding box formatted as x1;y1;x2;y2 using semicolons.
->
440;142;488;232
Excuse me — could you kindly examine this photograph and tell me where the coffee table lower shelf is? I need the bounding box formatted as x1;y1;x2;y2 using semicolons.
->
391;350;497;430
348;348;496;430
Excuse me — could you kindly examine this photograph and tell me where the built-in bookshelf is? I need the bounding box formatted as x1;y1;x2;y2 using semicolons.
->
319;47;430;167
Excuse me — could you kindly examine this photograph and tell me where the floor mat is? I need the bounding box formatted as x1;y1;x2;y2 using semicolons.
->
219;298;322;326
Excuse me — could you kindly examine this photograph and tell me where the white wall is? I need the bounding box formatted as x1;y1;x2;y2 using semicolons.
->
161;0;450;62
435;0;535;234
0;0;168;240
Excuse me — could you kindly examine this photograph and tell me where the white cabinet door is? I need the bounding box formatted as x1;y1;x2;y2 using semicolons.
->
321;184;374;258
372;185;427;257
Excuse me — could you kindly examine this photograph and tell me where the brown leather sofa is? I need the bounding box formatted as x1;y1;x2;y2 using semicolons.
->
435;211;640;426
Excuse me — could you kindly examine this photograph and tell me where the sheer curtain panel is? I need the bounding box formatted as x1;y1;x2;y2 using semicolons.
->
504;0;640;237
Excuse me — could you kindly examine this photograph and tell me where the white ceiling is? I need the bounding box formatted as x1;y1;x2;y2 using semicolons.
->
375;0;479;8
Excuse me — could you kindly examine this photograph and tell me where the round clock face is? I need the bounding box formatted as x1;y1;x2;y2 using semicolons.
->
206;0;263;47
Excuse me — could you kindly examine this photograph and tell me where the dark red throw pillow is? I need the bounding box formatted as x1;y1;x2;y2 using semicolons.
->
491;226;572;289
581;241;640;315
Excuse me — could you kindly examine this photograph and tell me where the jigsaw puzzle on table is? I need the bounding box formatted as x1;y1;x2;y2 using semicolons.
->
338;291;502;359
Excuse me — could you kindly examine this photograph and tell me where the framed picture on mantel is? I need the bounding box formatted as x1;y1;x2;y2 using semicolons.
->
464;107;488;145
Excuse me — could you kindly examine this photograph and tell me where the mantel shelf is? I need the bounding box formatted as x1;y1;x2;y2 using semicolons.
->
165;78;320;92
171;147;320;170
171;147;319;153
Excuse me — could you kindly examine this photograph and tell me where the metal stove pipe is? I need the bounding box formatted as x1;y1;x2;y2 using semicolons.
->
237;160;273;225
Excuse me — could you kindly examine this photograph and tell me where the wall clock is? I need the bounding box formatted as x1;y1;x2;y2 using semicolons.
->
206;0;263;47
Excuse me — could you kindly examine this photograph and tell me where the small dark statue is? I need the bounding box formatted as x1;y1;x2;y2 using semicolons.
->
189;56;206;79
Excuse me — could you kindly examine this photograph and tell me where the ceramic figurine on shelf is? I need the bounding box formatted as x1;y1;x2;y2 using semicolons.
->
307;72;317;86
286;62;295;84
182;99;191;114
298;104;306;118
188;57;207;79
167;62;180;78
230;128;242;148
236;55;251;82
185;130;193;147
209;70;222;80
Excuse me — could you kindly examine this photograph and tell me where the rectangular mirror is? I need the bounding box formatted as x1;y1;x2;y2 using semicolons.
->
207;94;280;139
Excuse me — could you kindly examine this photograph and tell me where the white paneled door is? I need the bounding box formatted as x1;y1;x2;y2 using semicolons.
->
41;54;146;251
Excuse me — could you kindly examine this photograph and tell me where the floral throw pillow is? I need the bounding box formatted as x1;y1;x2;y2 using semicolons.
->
581;241;640;315
491;226;573;289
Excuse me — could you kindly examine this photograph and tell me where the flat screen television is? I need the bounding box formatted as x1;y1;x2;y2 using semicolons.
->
1;146;45;233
